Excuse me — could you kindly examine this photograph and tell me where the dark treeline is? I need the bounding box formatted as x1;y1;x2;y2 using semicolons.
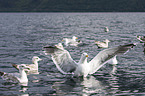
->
0;0;145;12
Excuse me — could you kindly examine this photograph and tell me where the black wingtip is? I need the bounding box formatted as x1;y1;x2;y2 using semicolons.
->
43;46;55;49
116;43;136;54
128;43;136;48
121;43;136;48
0;71;4;76
12;64;19;70
43;45;57;55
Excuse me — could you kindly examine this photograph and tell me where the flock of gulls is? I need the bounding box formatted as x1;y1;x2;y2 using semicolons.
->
0;28;145;85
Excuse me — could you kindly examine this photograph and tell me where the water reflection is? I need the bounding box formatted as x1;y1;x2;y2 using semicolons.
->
19;85;29;96
52;76;108;95
18;82;29;96
51;64;119;95
114;69;145;93
19;94;29;96
52;78;76;95
19;83;28;92
81;76;106;96
110;65;117;75
31;75;40;83
0;82;29;96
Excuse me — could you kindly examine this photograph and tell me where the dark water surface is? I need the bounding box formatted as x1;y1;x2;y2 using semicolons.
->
0;13;145;96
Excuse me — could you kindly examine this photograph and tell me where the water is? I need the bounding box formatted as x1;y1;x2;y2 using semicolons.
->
0;12;145;96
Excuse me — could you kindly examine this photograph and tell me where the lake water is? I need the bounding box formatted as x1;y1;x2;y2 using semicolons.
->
0;13;145;96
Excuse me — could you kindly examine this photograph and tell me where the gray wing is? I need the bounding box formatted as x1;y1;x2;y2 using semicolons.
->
43;46;77;74
0;72;20;83
89;43;136;74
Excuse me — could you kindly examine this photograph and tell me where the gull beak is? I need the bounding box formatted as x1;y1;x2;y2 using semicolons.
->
62;39;64;41
86;55;89;57
39;59;43;61
0;72;4;76
76;37;78;39
55;45;59;48
12;64;19;70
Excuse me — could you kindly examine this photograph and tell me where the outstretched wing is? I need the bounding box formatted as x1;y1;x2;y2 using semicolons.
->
89;43;136;74
43;45;77;74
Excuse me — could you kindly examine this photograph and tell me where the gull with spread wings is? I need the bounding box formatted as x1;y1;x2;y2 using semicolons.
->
43;43;136;78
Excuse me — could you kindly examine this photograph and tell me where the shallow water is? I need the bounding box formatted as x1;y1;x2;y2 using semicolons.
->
0;12;145;96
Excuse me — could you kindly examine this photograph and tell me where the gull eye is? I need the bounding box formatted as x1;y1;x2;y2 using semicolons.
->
20;66;24;69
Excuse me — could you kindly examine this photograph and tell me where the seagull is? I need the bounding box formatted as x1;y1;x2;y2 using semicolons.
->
12;56;42;74
95;39;110;48
104;27;109;32
0;65;30;84
69;40;83;47
137;36;145;43
62;36;79;46
43;43;136;78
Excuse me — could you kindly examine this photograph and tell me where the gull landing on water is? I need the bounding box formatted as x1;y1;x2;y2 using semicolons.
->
12;56;42;74
43;43;136;78
95;39;110;48
0;66;30;84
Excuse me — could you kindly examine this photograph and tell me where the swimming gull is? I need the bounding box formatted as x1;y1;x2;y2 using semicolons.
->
137;35;145;43
104;27;109;32
95;39;110;48
62;36;79;46
0;65;29;83
43;43;136;77
12;56;42;74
